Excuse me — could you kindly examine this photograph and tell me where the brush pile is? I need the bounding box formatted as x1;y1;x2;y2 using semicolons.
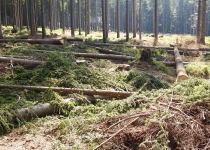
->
95;78;210;150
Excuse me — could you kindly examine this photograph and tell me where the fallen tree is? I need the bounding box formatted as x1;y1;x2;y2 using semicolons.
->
0;39;64;45
95;43;210;51
66;38;84;42
0;85;133;98
174;47;189;82
0;56;199;68
95;47;124;55
0;57;44;66
15;103;55;120
71;52;135;61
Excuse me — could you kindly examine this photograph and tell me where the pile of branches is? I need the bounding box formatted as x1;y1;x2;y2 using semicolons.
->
94;79;210;150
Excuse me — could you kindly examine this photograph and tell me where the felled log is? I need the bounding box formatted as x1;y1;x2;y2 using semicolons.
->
15;103;56;120
71;53;135;61
96;47;124;55
66;38;84;42
0;57;44;66
95;43;210;51
174;47;189;82
0;39;64;45
0;85;133;98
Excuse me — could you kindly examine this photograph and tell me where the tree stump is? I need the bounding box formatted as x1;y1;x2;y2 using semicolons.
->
140;48;152;62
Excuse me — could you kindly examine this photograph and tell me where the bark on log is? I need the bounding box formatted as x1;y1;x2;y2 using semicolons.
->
0;39;64;45
71;53;135;61
66;38;84;42
0;57;44;66
95;43;210;51
0;56;200;68
174;47;189;82
0;85;133;98
95;47;124;55
15;103;55;120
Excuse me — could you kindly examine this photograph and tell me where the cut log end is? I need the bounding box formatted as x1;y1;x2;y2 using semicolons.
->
176;74;189;82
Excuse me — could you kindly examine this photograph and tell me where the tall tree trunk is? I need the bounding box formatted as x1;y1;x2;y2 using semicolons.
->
41;0;46;39
3;0;7;27
197;0;202;43
102;0;106;43
0;0;3;39
33;0;37;32
25;0;29;30
132;0;136;38
62;0;65;34
78;0;81;35
126;0;129;42
116;0;120;38
139;0;142;40
85;0;88;36
12;0;16;28
87;0;90;34
154;0;158;46
200;0;207;45
30;0;36;36
105;0;108;38
49;0;53;32
19;0;22;30
70;0;75;37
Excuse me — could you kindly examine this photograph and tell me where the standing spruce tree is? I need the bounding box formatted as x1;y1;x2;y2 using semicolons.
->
200;0;207;45
197;0;202;43
41;0;46;39
70;0;75;37
25;0;29;30
49;0;53;32
105;0;108;38
29;0;36;36
61;0;65;34
102;0;106;42
3;0;7;27
78;0;81;35
126;0;129;42
139;0;142;40
132;0;136;38
87;0;90;34
85;0;88;36
116;0;120;38
154;0;158;46
0;0;3;39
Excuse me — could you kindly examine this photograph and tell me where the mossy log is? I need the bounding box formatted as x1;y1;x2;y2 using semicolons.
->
0;85;133;98
0;39;64;45
95;47;124;55
174;47;189;82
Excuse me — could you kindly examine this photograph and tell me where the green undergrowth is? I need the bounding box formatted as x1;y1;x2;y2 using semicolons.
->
108;46;142;58
125;71;169;90
185;62;210;78
202;53;210;61
1;78;210;148
149;58;171;74
173;78;210;102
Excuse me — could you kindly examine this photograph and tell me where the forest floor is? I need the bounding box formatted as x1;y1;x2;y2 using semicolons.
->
0;28;210;150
